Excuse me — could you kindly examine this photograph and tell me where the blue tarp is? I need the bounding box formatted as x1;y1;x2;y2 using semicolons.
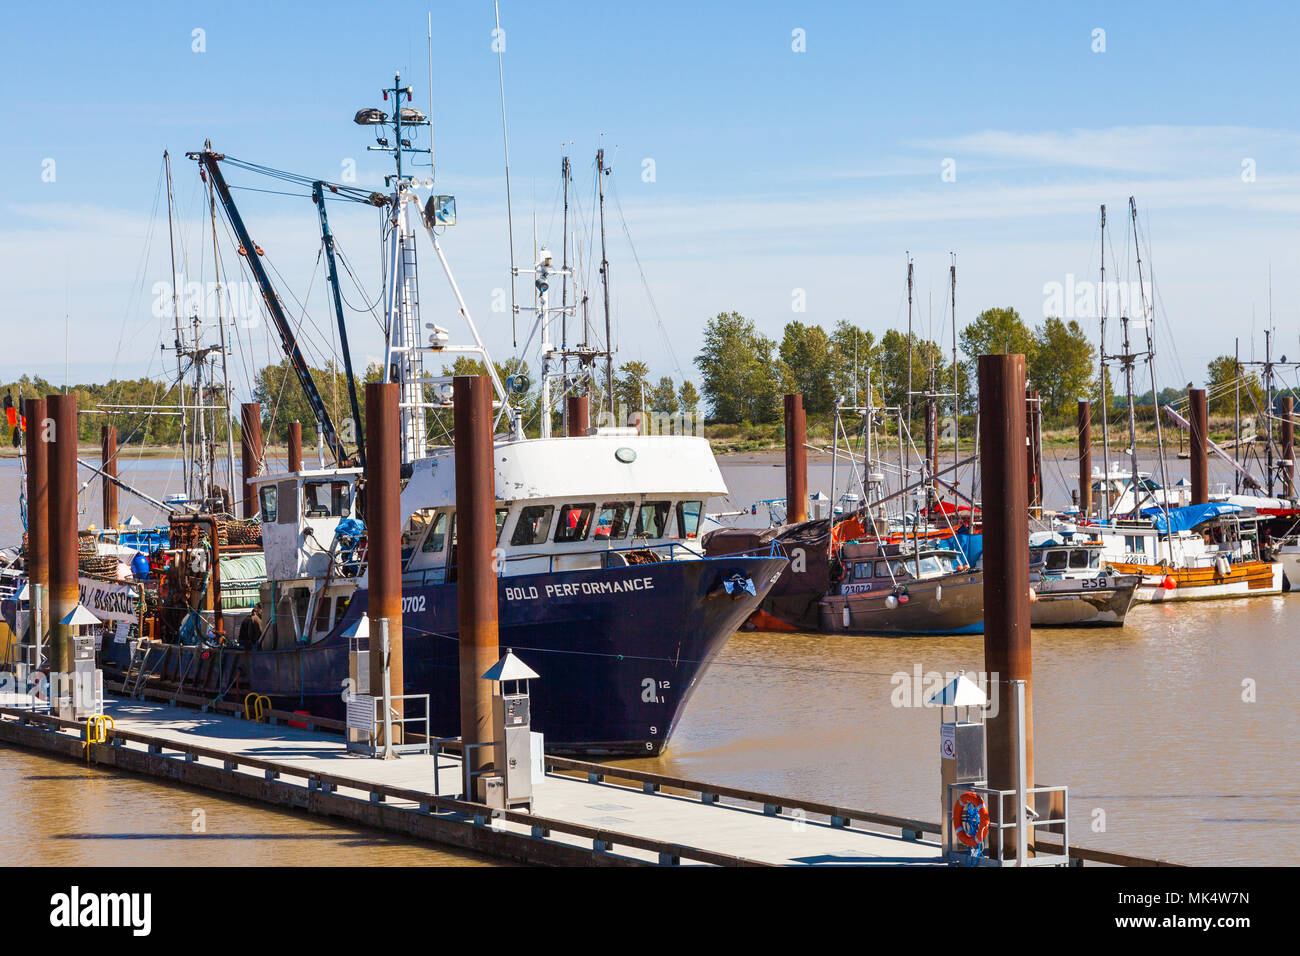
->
934;530;983;567
1139;502;1241;534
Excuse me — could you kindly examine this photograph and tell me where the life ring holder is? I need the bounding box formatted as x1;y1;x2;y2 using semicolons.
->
952;790;989;849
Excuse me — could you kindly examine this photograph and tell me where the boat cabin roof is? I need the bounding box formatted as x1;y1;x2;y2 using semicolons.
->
247;467;363;487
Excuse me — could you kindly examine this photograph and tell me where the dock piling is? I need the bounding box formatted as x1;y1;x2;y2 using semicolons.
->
46;394;78;684
1189;387;1208;505
783;394;808;523
288;420;303;473
566;394;589;437
978;355;1035;859
454;375;501;793
1281;396;1295;498
1077;400;1091;517
100;424;118;530
23;397;49;657
240;402;263;519
364;383;403;747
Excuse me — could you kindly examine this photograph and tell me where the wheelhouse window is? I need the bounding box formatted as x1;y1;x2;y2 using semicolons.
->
1068;549;1091;570
594;502;633;539
675;500;703;538
1044;550;1068;571
1124;535;1144;553
555;503;596;543
421;512;450;553
495;507;510;542
313;595;334;634
511;505;555;546
635;501;671;538
304;480;352;518
259;485;278;522
276;480;298;525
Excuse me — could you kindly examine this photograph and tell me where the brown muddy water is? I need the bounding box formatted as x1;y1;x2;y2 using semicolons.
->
1;452;1295;865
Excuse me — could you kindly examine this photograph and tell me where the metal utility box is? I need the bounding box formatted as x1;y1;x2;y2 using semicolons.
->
940;719;987;852
71;634;103;719
478;774;506;810
493;692;533;809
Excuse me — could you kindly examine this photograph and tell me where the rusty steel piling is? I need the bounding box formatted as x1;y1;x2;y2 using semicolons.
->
23;397;49;653
1189;387;1209;506
454;375;500;788
1077;400;1092;517
978;355;1035;860
46;394;78;679
784;394;808;524
1281;396;1295;499
364;384;403;745
566;394;590;437
100;424;118;531
288;420;303;473
240;402;263;519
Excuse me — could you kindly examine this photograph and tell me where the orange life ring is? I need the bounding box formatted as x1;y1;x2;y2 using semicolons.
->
952;790;989;847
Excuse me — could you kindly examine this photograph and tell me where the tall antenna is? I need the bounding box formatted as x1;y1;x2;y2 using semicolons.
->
494;0;519;347
560;154;571;399
597;147;614;421
905;253;914;458
427;11;435;180
950;253;958;472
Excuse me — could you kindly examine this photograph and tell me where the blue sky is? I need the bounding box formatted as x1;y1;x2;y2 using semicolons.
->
3;1;1300;402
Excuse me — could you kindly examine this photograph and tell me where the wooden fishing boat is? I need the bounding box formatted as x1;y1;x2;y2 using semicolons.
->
1106;557;1281;602
1029;542;1140;627
818;541;983;636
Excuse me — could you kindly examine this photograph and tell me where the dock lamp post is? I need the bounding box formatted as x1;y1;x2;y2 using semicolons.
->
478;650;540;811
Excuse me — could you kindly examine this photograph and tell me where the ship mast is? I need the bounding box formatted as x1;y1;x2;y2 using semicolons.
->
374;72;429;462
163;151;190;502
207;170;238;503
1098;204;1111;521
1129;197;1173;520
1240;327;1300;497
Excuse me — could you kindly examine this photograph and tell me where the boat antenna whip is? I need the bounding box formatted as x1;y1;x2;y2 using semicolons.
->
494;0;519;349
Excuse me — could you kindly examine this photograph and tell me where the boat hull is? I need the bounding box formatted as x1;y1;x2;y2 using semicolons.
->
1108;560;1283;602
104;556;785;756
818;570;984;636
1029;575;1141;627
1276;548;1300;592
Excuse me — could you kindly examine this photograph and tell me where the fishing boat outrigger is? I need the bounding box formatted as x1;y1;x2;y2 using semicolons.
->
100;74;784;755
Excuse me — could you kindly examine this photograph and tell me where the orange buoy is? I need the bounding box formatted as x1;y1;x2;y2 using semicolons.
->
1162;575;1177;591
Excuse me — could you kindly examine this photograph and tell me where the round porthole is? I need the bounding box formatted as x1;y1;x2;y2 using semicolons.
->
615;447;637;464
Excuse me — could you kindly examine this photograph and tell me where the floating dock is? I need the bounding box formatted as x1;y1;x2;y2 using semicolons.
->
0;694;1179;867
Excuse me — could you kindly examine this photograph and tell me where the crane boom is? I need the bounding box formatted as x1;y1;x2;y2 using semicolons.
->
194;149;348;466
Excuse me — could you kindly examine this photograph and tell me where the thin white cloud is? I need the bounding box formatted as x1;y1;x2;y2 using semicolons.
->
909;125;1300;175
